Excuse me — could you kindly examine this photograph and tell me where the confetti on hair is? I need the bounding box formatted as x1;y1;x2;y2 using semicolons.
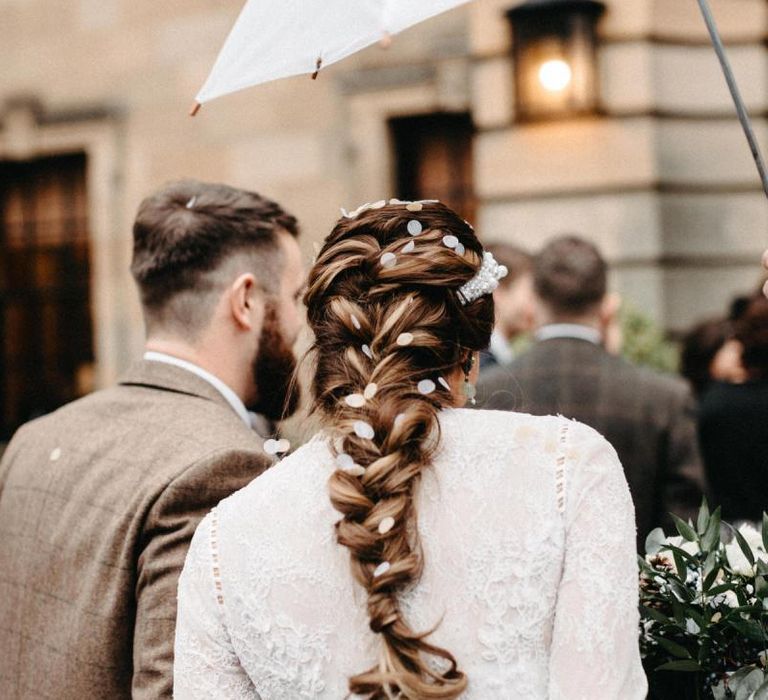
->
362;344;374;359
363;383;378;400
186;196;197;209
401;240;416;254
344;393;366;408
417;379;436;395
373;561;391;577
407;220;423;236
396;332;414;347
380;252;397;268
442;235;459;249
378;516;395;534
353;420;375;440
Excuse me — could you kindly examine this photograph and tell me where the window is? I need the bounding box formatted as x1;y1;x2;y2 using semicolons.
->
390;113;476;223
0;153;94;440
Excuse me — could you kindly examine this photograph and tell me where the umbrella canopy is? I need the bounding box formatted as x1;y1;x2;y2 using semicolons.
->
195;0;470;107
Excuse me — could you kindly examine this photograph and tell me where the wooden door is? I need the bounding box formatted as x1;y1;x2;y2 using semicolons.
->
0;153;94;440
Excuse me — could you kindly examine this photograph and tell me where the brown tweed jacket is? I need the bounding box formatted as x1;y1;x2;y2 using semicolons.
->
477;337;707;548
0;361;271;699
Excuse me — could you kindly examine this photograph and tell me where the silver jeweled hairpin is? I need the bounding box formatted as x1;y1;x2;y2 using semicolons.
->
457;252;508;306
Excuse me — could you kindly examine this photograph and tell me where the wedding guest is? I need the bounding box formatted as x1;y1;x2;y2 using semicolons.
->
0;181;304;699
479;242;534;370
699;296;768;523
174;201;646;699
680;318;742;397
477;235;706;547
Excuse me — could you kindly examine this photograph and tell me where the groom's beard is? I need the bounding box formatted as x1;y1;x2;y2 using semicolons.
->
248;304;300;422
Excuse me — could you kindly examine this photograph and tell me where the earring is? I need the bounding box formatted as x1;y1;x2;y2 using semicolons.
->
462;353;477;406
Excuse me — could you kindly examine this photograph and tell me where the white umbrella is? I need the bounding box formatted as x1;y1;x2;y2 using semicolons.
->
192;0;470;113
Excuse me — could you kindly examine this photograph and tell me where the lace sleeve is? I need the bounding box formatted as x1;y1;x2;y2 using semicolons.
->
548;421;648;699
174;510;259;700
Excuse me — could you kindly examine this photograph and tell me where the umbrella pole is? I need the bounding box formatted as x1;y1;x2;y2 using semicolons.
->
696;0;768;199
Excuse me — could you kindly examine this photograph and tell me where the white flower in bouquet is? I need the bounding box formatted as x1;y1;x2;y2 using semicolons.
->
664;535;701;557
724;524;768;576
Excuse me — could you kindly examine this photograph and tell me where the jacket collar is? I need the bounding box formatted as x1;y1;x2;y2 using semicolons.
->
118;359;234;414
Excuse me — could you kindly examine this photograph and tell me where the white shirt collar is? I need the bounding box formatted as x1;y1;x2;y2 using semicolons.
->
488;329;516;366
535;323;602;346
143;351;251;428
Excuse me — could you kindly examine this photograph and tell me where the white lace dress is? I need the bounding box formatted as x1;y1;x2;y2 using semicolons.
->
174;409;648;699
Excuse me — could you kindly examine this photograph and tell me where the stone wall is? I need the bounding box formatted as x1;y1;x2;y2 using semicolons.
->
0;0;765;388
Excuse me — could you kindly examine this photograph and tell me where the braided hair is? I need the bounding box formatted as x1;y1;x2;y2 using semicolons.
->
304;201;494;698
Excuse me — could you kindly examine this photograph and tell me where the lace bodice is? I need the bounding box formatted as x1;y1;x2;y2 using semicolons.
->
174;409;647;699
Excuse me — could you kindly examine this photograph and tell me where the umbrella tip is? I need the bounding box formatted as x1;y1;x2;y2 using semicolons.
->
189;102;201;117
311;56;323;80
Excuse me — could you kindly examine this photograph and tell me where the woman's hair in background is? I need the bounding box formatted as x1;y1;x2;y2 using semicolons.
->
303;202;493;698
680;318;731;397
735;295;768;380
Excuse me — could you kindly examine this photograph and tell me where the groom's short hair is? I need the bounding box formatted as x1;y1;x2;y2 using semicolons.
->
131;180;298;338
534;235;607;317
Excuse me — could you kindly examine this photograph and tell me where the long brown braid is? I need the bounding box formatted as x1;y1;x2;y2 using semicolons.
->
303;202;494;699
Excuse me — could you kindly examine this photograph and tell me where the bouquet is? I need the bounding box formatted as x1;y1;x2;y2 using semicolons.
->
639;501;768;699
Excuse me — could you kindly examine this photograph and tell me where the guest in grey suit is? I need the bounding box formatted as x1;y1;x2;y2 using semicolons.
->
477;235;706;547
0;181;305;699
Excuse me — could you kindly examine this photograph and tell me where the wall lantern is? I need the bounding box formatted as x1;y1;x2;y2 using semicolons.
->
505;0;606;121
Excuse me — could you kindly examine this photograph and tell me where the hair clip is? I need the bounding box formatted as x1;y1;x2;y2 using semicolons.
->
457;251;509;306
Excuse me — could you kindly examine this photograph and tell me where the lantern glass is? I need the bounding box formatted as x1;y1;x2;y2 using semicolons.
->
507;1;605;122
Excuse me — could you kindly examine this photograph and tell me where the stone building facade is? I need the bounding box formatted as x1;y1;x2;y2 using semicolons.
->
0;0;766;435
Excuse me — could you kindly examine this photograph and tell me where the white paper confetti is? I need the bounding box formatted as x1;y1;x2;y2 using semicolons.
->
401;240;415;254
351;314;361;330
363;383;378;400
50;447;62;462
394;413;406;429
417;379;436;395
455;242;465;255
373;561;391;578
353;420;375;440
442;235;459;249
407;220;423;236
362;344;374;359
345;393;366;408
380;252;397;268
378;516;395;535
337;453;355;470
396;332;414;347
263;438;290;455
406;202;423;212
438;377;451;391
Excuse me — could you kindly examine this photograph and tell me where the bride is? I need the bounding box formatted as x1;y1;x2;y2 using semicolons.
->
173;201;647;699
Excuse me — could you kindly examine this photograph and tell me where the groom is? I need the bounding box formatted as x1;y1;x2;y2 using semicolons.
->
0;181;304;699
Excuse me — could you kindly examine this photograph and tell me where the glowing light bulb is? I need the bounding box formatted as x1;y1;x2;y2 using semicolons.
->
538;59;572;92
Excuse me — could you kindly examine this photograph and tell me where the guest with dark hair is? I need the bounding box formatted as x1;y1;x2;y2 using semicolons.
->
699;296;768;523
480;242;534;370
0;180;305;699
680;318;744;397
478;235;706;547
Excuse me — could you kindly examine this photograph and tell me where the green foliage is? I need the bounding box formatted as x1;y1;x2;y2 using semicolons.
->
640;500;768;699
620;302;680;374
